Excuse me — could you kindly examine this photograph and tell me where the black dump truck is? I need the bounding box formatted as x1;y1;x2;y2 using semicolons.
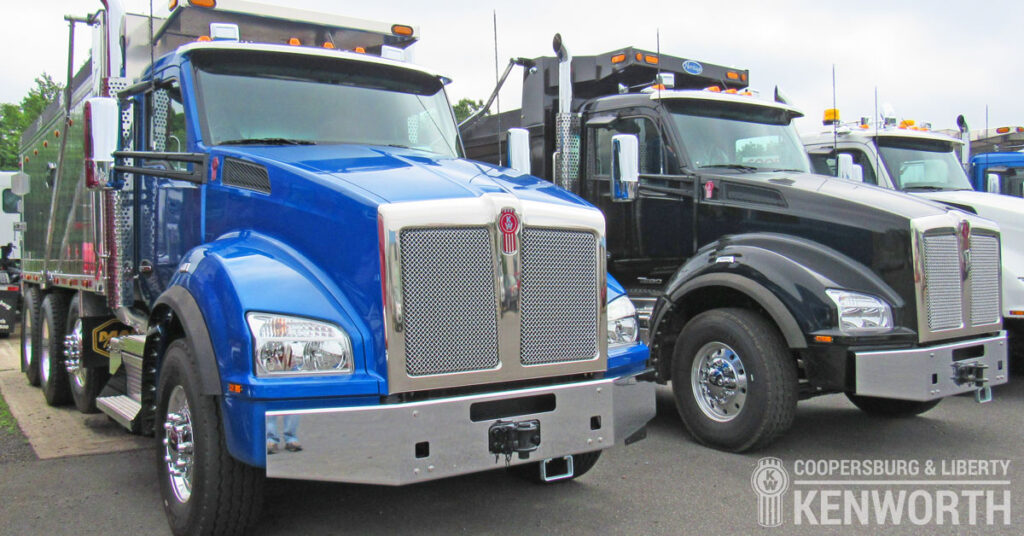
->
461;36;1009;452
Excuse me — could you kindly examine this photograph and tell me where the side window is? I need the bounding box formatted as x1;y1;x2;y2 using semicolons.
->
1;189;17;214
808;150;878;185
147;86;188;169
592;117;664;176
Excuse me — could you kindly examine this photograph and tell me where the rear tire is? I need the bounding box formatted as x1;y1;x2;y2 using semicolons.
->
20;286;41;386
156;339;264;536
512;451;602;483
39;293;71;406
845;394;941;417
671;308;797;452
66;296;109;413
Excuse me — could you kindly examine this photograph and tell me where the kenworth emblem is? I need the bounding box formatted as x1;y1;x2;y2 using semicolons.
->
959;219;972;280
499;208;520;255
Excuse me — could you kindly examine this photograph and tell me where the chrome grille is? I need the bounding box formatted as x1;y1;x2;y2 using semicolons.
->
520;228;599;365
970;233;1000;326
922;233;962;331
399;227;499;376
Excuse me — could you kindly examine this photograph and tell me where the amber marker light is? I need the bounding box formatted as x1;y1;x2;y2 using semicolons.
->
354;46;366;53
168;0;178;8
227;383;243;393
197;35;211;42
726;71;739;80
644;54;659;64
190;0;216;7
391;24;414;36
322;42;335;49
611;53;626;64
814;335;833;343
1010;310;1024;317
996;127;1010;134
288;37;301;46
705;86;721;92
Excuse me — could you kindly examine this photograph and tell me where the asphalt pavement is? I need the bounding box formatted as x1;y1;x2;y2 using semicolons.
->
1;334;1021;535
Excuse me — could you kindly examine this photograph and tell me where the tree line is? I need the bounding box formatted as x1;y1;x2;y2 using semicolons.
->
0;74;63;170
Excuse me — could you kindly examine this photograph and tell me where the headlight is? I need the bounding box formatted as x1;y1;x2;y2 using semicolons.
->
825;289;893;335
246;313;354;377
607;295;639;347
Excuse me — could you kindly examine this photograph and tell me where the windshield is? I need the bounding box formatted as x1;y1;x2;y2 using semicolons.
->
667;99;810;173
877;137;972;191
192;51;460;157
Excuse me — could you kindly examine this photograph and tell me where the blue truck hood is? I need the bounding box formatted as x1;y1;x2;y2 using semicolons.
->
217;144;588;207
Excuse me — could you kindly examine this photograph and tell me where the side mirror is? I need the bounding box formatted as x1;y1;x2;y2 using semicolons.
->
506;128;531;175
986;173;1001;194
84;97;119;189
611;134;639;202
11;172;29;196
837;153;864;182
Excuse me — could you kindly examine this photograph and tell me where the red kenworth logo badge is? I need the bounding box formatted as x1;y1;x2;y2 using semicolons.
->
499;208;520;255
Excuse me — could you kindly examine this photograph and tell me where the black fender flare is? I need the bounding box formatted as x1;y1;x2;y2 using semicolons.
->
150;286;221;396
664;272;806;349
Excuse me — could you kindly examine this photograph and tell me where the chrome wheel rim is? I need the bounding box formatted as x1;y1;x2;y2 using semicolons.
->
21;306;31;370
40;319;51;384
163;386;194;503
691;341;748;423
66;319;86;389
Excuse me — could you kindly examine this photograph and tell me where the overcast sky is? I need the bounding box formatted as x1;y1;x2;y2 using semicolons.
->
2;0;1020;135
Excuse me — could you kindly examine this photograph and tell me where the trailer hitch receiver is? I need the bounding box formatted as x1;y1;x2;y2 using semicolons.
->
489;419;541;462
950;361;992;403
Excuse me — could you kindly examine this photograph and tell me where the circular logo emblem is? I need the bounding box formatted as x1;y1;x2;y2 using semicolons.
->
499;211;519;234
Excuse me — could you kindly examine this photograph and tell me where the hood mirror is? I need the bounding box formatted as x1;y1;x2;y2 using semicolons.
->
507;128;531;175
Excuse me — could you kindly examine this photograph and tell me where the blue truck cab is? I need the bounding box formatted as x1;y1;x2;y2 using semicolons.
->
970;152;1024;198
15;2;653;534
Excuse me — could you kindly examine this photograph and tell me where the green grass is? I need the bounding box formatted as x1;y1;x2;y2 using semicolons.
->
0;389;17;434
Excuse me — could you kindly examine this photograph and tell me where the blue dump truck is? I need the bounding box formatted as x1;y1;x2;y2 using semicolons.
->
15;2;655;534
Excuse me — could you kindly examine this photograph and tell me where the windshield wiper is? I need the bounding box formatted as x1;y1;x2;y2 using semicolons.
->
902;185;949;192
699;164;759;173
217;138;315;146
771;168;804;173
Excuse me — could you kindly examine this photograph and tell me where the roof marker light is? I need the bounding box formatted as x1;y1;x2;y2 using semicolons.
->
996;126;1010;134
611;53;626;64
724;88;738;94
322;42;335;49
288;37;301;46
391;24;414;36
726;71;739;80
354;46;366;53
197;35;212;42
1017;127;1023;133
635;52;643;61
644;54;659;64
190;0;216;7
705;86;721;92
168;0;178;8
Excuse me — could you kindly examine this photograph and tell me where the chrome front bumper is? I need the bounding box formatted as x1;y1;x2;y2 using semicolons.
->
854;332;1009;401
265;374;655;485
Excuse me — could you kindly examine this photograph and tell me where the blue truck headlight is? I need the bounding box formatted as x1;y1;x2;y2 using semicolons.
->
825;289;893;335
608;295;639;347
246;313;354;376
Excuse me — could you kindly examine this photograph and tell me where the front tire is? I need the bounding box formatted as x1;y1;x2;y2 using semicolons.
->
39;293;71;406
671;308;797;452
21;286;41;386
156;339;263;536
845;394;941;417
66;296;109;413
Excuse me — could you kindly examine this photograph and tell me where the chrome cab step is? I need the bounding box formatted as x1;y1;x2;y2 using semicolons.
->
96;395;142;430
97;335;147;431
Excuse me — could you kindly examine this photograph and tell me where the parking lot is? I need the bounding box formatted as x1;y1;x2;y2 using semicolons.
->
1;333;1021;535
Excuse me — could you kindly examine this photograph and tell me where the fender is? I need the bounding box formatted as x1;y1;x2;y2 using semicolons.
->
165;231;380;400
650;233;908;369
151;286;221;395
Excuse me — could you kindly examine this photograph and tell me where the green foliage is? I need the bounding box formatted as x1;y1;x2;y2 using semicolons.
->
0;389;16;433
0;73;64;169
452;98;487;124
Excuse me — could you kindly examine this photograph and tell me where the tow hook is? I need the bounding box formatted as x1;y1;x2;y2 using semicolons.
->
950;361;992;403
488;419;541;463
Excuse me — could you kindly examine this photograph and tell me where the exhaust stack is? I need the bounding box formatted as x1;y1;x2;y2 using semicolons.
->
552;33;580;192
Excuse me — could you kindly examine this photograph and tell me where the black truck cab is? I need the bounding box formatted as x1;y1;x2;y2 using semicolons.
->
461;40;1008;452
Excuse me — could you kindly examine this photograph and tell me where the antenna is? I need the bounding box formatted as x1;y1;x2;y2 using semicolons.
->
149;0;155;92
874;87;879;184
831;64;837;174
493;10;502;166
656;28;661;98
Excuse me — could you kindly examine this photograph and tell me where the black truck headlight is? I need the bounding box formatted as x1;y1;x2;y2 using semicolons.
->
607;295;639;347
825;289;893;335
246;313;354;376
